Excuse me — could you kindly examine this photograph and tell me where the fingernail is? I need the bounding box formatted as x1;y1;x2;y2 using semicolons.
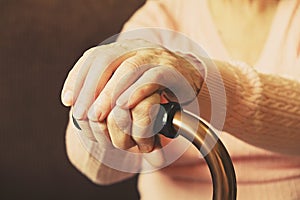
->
62;90;73;106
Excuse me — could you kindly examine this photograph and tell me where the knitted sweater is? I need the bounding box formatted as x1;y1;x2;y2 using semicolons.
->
66;0;300;199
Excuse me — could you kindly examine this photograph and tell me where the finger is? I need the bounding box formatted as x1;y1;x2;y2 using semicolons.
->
117;83;162;109
61;49;96;106
75;119;97;141
131;93;160;153
69;107;97;141
107;105;136;150
88;120;114;150
117;66;195;108
62;40;162;107
116;66;165;108
73;47;136;119
143;135;166;167
87;56;155;122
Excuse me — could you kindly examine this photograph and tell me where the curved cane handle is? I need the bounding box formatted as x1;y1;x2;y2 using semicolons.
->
155;102;237;200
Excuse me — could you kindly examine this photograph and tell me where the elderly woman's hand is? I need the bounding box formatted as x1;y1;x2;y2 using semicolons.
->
61;39;204;153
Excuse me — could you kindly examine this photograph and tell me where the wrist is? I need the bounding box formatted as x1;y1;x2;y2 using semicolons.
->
175;51;207;104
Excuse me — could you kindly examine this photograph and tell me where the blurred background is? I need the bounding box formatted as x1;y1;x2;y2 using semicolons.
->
0;0;145;199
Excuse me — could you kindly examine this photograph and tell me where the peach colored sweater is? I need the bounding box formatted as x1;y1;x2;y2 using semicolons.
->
66;0;300;199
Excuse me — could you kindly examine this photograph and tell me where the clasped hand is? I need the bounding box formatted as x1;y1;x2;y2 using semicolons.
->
61;39;203;153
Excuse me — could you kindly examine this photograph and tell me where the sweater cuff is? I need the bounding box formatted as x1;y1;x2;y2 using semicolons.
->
175;51;207;104
197;57;240;131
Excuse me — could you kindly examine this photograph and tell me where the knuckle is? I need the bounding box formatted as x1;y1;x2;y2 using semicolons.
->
107;111;116;127
133;104;152;123
124;59;140;71
135;115;152;127
139;84;158;96
72;105;86;120
110;134;135;150
87;104;101;121
87;109;96;121
98;121;109;133
111;138;125;150
132;95;160;127
108;107;131;132
135;94;158;111
142;101;154;112
132;118;155;139
137;85;151;97
137;100;153;116
149;68;165;82
100;89;112;102
107;118;123;149
107;108;136;150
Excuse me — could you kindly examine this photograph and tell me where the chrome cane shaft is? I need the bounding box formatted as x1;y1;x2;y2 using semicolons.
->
155;102;237;200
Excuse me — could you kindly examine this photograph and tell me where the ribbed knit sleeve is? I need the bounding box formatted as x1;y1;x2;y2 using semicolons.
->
198;59;300;155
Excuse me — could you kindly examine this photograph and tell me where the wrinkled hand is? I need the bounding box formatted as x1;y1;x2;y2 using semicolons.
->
61;39;203;153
